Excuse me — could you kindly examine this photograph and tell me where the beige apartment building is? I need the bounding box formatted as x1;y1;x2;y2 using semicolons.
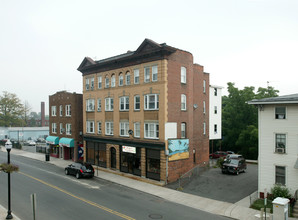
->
77;39;209;183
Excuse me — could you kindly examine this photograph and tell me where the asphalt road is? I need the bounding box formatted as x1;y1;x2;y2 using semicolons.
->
0;152;231;220
168;161;258;203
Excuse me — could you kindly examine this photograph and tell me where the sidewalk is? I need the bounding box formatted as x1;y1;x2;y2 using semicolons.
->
1;146;296;220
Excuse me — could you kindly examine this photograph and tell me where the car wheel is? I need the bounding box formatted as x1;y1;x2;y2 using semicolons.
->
76;172;81;179
222;170;225;174
65;169;69;175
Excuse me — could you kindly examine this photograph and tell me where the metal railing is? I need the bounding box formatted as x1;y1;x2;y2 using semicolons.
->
177;164;208;189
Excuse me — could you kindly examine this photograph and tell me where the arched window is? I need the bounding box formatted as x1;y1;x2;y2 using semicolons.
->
105;75;109;88
181;67;186;83
111;74;116;87
119;73;124;86
125;71;131;85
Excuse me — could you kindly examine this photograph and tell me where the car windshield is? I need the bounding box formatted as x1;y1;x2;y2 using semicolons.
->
82;164;93;170
226;159;239;165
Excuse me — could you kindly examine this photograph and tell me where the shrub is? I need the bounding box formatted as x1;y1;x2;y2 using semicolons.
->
0;163;19;173
270;184;292;200
216;157;225;168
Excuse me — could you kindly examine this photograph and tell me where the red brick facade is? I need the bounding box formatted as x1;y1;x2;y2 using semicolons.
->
167;50;209;182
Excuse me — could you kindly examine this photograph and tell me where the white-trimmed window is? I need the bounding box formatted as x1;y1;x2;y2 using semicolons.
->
203;101;206;114
52;123;57;133
66;123;72;135
203;122;206;135
86;121;94;133
90;77;94;90
152;65;158;82
120;122;129;137
97;122;102;134
275;134;286;153
59;105;63;116
65;105;71;116
181;66;186;83
144;123;159;139
144;94;159;110
214;124;217;134
134;122;140;138
119;96;129;111
105;121;114;135
144;67;150;83
126;72;131;85
203;80;206;93
119;73;124;86
97;99;101;112
275;107;286;119
275;166;286;185
105;98;114;111
85;78;90;90
181;123;186;138
105;76;109;88
214;106;218;114
214;88;218;96
86;99;95;112
60;123;63;134
134;95;140;110
98;76;102;89
134;69;139;84
111;74;116;87
181;94;187;110
51;106;56;116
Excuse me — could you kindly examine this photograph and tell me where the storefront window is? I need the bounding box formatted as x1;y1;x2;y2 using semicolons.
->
146;149;160;181
86;142;107;168
120;146;141;176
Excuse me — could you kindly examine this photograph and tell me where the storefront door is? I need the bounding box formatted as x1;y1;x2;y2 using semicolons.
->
110;147;116;169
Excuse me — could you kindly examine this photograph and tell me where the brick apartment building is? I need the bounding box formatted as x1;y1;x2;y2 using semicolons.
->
77;39;209;183
48;91;83;161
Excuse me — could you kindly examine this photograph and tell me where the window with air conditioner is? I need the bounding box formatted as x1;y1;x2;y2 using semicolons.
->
275;107;286;119
275;133;286;153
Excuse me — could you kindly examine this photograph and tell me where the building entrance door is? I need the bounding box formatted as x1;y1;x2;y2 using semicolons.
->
110;147;116;169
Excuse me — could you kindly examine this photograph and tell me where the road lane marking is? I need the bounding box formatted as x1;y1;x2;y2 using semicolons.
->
20;172;135;220
14;160;100;189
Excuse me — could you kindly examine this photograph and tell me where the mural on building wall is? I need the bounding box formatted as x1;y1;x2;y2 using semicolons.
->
168;139;189;161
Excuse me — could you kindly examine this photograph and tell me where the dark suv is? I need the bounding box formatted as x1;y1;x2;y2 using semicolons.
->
65;162;94;179
221;158;247;175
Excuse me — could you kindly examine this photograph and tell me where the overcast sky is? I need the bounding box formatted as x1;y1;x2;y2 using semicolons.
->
1;0;297;114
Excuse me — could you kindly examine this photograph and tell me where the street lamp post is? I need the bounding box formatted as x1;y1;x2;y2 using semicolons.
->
5;140;13;219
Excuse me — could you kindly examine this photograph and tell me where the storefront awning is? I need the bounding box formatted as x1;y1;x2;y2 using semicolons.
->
294;159;298;169
59;138;74;148
46;136;59;145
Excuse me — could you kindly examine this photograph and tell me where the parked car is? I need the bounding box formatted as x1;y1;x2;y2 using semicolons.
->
221;158;247;175
225;154;244;160
209;151;228;159
226;151;235;154
65;162;94;179
28;141;36;146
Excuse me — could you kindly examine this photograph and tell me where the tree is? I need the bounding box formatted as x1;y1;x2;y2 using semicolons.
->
23;100;32;126
0;91;25;127
221;83;279;159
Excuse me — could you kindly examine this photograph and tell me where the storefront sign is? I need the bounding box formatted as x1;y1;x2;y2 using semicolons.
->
122;146;136;154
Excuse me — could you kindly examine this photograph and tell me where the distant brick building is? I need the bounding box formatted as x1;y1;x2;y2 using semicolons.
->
48;91;83;161
77;39;209;183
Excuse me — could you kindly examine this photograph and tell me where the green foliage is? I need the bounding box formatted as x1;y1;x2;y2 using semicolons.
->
270;184;292;200
0;91;25;127
222;83;279;159
216;157;225;168
250;199;273;213
0;163;19;173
